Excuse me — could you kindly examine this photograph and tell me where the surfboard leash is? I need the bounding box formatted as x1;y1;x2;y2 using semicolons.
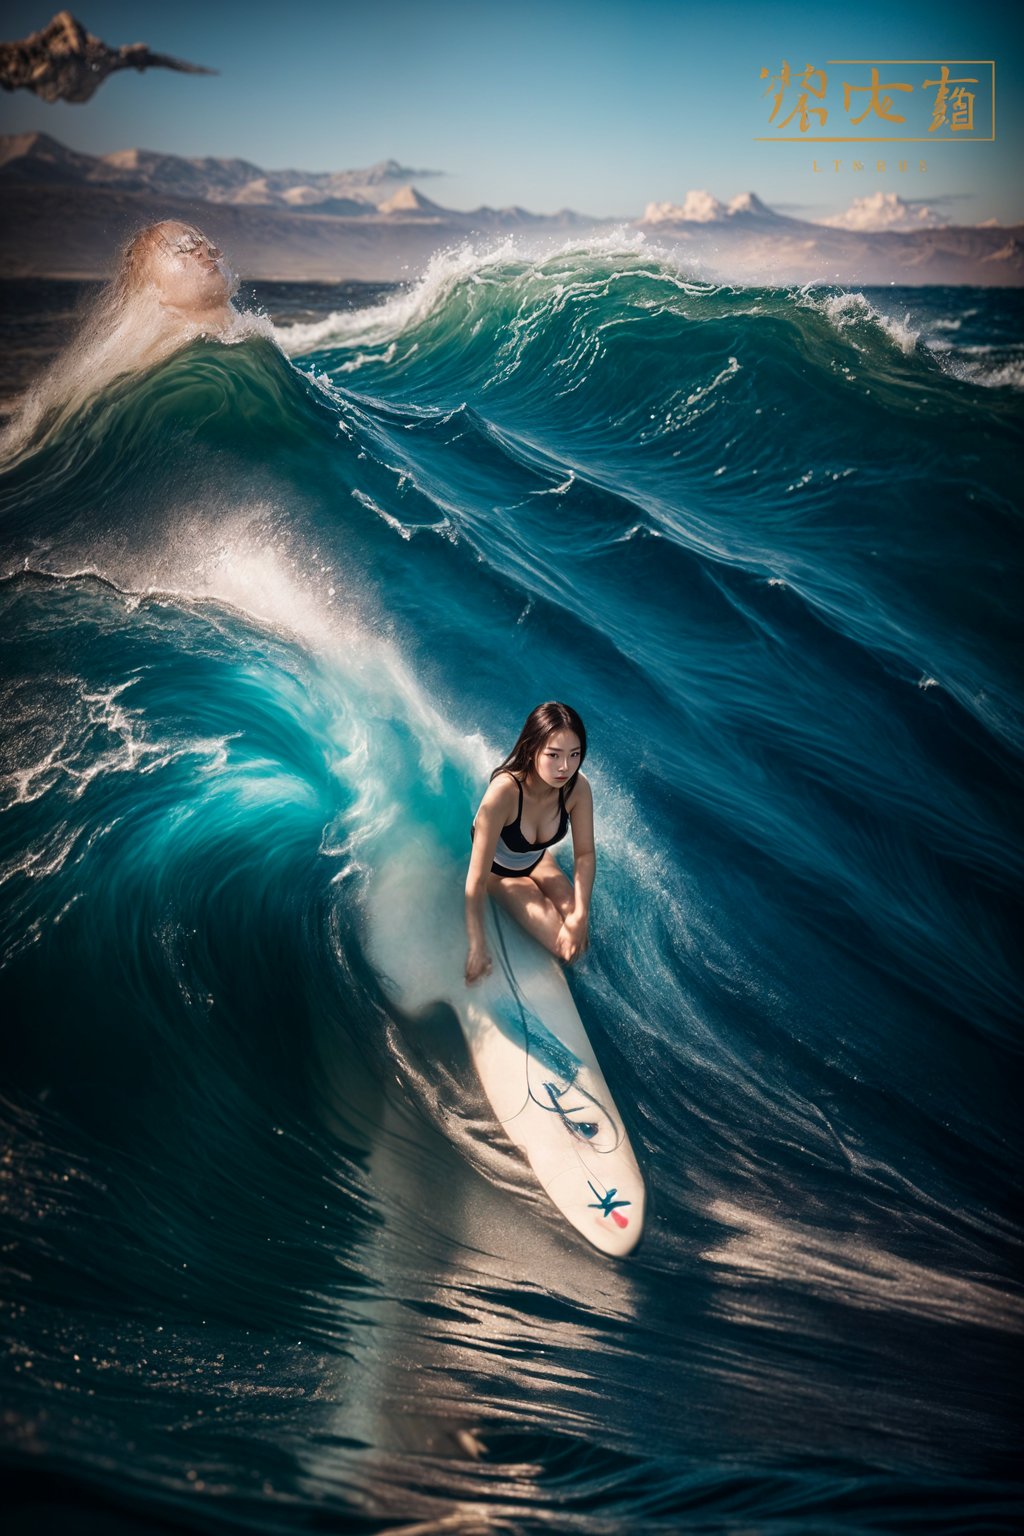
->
490;907;632;1229
491;904;615;1146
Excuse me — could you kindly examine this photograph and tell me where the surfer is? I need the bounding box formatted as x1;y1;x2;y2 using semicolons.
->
465;701;594;985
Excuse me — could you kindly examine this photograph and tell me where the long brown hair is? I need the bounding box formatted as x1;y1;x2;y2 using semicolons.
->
490;702;587;797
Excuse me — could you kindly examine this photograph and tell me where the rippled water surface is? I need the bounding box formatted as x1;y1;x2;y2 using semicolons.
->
1;248;1021;1534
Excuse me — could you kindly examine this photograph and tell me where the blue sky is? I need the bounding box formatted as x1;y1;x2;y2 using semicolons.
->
1;0;1021;221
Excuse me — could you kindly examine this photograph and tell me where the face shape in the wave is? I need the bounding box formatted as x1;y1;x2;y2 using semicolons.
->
529;729;582;792
124;220;236;330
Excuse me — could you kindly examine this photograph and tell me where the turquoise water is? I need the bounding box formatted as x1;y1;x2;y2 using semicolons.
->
1;247;1021;1533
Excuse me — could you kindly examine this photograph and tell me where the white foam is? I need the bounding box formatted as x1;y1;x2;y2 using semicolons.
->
803;288;919;355
939;352;1024;390
686;355;741;408
0;667;233;816
531;472;575;497
351;487;412;540
271;229;716;361
0;290;265;466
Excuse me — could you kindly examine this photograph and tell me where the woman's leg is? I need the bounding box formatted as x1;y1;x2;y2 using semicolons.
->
528;850;576;921
486;853;575;958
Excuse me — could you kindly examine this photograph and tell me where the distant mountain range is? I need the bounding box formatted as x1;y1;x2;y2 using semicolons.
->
1;132;1021;285
0;130;431;206
0;131;588;224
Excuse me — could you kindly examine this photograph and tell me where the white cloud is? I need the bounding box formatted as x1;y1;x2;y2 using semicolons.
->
822;191;946;232
642;189;727;223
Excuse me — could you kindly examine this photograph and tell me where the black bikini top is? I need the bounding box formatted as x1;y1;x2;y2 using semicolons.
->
497;773;570;853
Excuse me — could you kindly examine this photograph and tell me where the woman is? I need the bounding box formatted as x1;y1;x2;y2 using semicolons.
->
115;220;236;332
1;219;236;460
465;701;595;986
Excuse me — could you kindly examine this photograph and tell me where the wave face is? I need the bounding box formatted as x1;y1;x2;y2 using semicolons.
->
1;245;1022;1534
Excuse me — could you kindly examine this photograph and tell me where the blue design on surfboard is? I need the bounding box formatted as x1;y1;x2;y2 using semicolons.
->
543;1079;599;1140
488;913;623;1155
493;997;581;1080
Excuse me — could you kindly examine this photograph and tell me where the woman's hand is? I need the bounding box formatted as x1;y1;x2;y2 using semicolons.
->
556;911;589;964
465;946;493;986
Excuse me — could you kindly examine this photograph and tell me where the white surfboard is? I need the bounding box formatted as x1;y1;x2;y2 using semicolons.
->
365;836;646;1257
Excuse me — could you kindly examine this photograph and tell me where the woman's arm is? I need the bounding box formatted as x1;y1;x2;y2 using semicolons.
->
559;774;595;962
464;777;513;985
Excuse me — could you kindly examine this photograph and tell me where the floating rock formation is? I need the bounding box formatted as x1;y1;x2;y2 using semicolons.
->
0;10;215;104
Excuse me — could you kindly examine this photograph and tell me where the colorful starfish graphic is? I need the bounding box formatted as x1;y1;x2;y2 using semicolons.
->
587;1180;631;1227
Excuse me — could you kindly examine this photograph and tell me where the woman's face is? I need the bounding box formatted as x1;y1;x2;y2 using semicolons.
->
140;222;233;315
533;729;581;789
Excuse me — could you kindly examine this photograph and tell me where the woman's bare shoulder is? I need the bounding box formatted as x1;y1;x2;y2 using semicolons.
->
476;771;518;819
564;770;592;813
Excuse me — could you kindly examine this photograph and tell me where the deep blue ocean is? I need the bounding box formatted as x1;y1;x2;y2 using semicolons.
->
1;243;1021;1534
